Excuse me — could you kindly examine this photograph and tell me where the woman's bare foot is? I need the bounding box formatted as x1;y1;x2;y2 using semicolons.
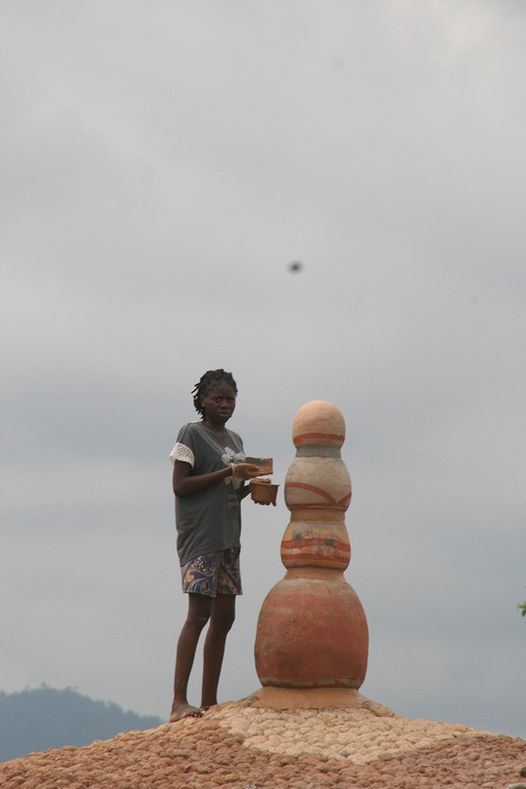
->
169;702;202;722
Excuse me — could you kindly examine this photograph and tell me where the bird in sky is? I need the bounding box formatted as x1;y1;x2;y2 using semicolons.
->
288;261;303;273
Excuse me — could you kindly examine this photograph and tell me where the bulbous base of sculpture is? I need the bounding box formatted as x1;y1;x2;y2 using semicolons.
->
254;573;368;689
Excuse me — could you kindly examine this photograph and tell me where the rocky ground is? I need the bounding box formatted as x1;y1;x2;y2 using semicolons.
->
1;692;525;788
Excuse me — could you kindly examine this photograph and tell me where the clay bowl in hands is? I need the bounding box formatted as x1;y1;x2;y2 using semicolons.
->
250;478;279;506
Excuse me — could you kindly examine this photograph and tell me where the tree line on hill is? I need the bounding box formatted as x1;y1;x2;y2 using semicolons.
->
0;685;163;763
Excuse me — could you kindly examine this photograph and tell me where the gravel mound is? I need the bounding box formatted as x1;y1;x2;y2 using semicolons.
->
1;695;525;788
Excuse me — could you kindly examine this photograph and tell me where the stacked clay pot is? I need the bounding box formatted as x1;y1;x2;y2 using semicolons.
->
254;400;369;688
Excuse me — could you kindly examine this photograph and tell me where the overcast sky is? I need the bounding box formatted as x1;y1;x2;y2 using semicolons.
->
1;1;525;739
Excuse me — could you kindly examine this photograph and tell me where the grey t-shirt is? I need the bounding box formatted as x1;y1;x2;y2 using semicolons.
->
170;422;245;565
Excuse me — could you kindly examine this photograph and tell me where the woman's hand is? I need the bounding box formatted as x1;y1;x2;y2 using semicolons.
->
174;460;263;497
232;462;264;480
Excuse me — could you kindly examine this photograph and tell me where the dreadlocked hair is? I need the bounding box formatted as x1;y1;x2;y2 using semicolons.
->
192;369;238;418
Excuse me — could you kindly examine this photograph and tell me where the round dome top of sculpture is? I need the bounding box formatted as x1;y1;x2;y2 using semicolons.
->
292;400;346;448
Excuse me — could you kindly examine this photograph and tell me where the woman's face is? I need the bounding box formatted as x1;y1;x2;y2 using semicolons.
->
200;381;237;426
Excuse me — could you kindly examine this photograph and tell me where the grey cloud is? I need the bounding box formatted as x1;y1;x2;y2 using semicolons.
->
1;0;525;740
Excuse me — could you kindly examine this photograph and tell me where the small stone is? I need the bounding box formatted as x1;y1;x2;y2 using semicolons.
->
195;763;212;774
339;750;350;758
520;768;526;777
507;784;526;789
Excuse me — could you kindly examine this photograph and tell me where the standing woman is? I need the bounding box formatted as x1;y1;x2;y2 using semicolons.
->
169;369;262;721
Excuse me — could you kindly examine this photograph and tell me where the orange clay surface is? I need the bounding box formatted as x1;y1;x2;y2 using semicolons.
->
1;690;525;788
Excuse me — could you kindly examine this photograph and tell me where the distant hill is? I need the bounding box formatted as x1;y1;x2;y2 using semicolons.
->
0;685;163;763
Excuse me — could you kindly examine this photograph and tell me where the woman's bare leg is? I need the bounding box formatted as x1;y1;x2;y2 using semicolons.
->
200;594;236;710
170;594;212;721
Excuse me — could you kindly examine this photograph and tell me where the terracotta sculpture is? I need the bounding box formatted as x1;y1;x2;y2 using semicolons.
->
254;400;368;690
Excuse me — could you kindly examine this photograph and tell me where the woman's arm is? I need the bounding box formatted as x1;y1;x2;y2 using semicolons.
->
173;460;261;497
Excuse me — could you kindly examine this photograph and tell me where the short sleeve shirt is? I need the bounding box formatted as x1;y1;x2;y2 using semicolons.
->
170;422;245;565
